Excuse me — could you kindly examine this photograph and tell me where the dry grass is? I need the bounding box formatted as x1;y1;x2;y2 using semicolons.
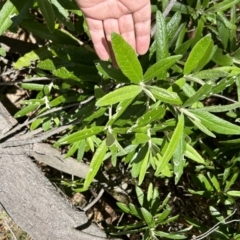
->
0;207;32;240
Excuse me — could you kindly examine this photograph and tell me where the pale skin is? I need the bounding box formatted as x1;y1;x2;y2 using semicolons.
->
75;0;151;61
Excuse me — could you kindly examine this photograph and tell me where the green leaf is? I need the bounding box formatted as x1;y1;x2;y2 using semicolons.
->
155;114;184;175
56;126;105;145
106;98;134;126
14;46;51;69
155;208;172;223
65;141;80;159
116;202;130;214
129;203;142;219
211;77;235;95
212;48;233;66
224;172;239;191
96;85;142;107
208;172;220;192
106;130;115;147
133;106;165;129
155;11;169;79
51;45;97;65
192;69;229;80
21;83;45;91
111;33;143;83
135;186;144;206
173;132;186;184
182;81;213;107
198;174;214;191
10;0;34;28
37;0;55;32
206;0;240;13
30;118;43;130
147;183;153;202
190;110;240;135
84;140;107;189
131;146;148;178
140;208;155;228
14;104;39;118
195;102;240;113
0;46;6;57
154;231;186;239
185;144;205;164
138;146;150;185
0;0;18;36
147;86;182;105
226;191;240;197
21;19;79;45
77;140;86;161
167;12;182;41
133;133;150;145
155;11;169;61
50;0;69;19
143;55;182;82
181;108;215;137
184;34;213;75
95;61;129;83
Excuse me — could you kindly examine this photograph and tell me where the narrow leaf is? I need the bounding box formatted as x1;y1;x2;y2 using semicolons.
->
182;81;213;107
173;132;186;184
138;147;150;185
227;191;240;197
156;114;184;175
84;140;107;189
141;208;155;228
195;102;240;113
155;11;169;61
96;85;142;107
184;34;213;74
135;186;144;206
147;86;182;105
37;0;55;32
14;104;39;118
134;106;165;128
185;144;205;164
190;110;240;135
111;33;143;83
56;126;104;145
143;55;182;82
0;0;18;36
106;98;134;127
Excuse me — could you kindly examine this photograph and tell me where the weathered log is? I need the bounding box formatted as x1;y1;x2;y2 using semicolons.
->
0;102;118;240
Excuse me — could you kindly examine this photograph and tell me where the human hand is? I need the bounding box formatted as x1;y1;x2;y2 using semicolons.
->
75;0;151;61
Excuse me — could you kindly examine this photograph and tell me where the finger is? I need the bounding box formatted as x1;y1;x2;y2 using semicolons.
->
85;17;110;61
133;2;151;55
103;18;119;42
118;14;136;51
103;18;120;67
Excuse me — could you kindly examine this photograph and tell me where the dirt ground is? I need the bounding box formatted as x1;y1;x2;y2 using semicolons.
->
0;207;32;240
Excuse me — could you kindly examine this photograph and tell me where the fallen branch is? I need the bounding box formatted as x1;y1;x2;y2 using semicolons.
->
0;101;121;240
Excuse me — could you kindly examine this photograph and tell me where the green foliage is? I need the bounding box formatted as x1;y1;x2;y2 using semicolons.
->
2;0;240;239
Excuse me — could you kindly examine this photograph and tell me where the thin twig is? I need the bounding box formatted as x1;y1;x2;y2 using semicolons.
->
163;0;177;17
2;218;18;240
213;94;238;103
0;96;95;141
192;209;237;240
0;77;58;85
83;188;105;212
151;0;177;37
1;120;78;148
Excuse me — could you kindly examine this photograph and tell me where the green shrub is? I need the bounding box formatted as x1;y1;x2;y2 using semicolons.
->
1;0;240;239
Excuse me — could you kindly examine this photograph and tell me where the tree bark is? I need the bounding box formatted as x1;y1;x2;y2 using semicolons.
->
0;102;117;240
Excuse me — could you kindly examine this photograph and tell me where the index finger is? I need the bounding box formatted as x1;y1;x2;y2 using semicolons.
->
85;17;110;61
